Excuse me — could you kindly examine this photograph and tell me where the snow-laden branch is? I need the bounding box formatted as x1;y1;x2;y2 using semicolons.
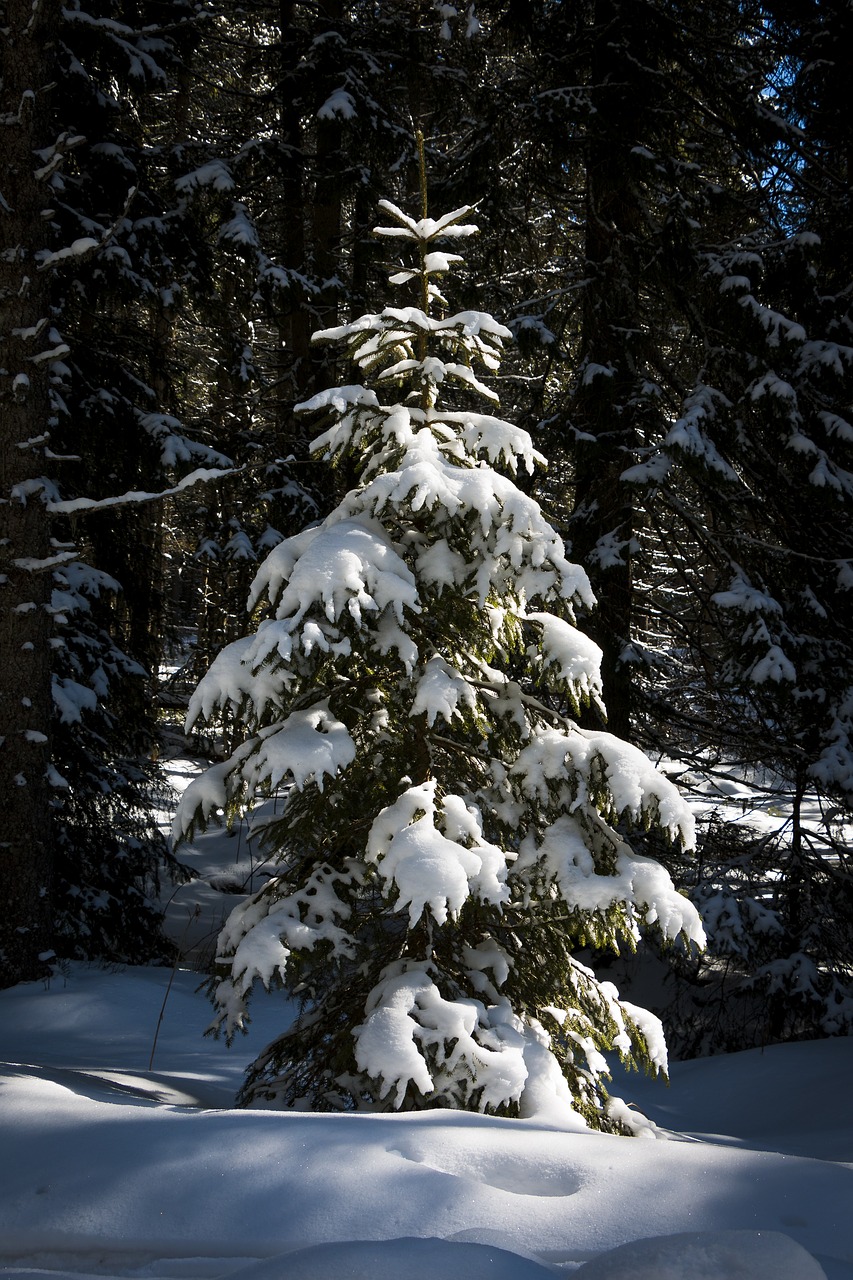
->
46;466;240;515
36;186;137;269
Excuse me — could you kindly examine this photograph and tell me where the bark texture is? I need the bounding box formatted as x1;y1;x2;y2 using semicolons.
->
0;0;61;985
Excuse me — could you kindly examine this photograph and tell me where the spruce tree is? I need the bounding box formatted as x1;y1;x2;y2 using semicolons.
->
615;3;853;1045
1;0;221;983
176;189;703;1127
653;217;853;1046
453;0;782;747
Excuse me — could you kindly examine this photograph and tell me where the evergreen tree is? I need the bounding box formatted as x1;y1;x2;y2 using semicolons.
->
451;0;781;747
161;0;483;674
1;0;226;984
176;190;703;1126
614;4;853;1046
48;556;181;963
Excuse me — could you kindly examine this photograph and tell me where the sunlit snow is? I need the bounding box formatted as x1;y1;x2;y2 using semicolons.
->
1;960;851;1280
2;766;852;1280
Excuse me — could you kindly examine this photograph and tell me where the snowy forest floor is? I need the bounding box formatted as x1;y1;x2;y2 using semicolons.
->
1;749;852;1280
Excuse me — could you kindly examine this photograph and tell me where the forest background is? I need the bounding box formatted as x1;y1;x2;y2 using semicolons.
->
2;0;852;1067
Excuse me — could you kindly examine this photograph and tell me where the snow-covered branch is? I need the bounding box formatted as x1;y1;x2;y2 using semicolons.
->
46;466;241;515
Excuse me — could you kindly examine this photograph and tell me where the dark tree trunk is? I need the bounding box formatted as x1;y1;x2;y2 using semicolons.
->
569;0;642;742
0;0;61;985
313;0;344;335
276;0;312;419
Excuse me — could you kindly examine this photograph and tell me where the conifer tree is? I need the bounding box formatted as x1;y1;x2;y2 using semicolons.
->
612;3;853;1047
49;558;180;964
451;0;782;746
637;196;853;1045
176;186;703;1127
161;0;487;674
1;0;224;984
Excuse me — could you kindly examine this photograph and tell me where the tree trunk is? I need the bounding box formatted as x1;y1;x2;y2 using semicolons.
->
0;0;61;985
276;0;313;424
313;0;344;338
568;0;642;741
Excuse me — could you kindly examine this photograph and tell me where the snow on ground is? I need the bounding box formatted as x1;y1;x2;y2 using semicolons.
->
661;757;849;849
1;752;851;1280
1;965;851;1279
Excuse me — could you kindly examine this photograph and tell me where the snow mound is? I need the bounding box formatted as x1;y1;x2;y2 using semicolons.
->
229;1236;555;1279
574;1229;826;1279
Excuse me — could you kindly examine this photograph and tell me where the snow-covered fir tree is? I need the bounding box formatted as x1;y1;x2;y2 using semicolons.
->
49;558;182;965
175;191;704;1130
